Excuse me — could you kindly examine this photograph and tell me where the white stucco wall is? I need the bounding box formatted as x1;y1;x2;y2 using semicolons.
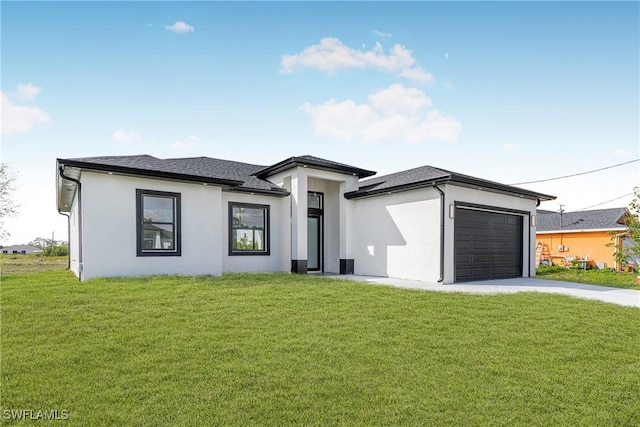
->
80;172;223;280
221;192;290;273
353;188;442;282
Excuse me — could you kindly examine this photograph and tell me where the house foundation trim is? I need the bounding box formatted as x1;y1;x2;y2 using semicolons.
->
291;260;308;274
339;259;354;274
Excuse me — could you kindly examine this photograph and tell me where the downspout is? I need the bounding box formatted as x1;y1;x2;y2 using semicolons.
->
528;214;532;277
58;212;70;270
58;166;82;280
433;183;445;283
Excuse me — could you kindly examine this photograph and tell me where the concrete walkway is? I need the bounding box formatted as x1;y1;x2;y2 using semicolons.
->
332;275;640;308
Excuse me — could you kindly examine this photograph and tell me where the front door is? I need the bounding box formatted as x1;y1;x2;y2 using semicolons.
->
307;192;323;272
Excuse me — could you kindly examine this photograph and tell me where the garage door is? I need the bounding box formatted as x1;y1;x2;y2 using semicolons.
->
454;208;523;282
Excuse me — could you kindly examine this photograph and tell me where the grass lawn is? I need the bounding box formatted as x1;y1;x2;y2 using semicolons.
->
536;265;640;290
0;254;68;274
2;271;639;426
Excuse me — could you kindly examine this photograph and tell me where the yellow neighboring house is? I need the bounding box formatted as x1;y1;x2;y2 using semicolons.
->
536;207;630;270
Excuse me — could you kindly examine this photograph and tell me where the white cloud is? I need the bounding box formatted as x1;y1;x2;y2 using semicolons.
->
368;83;432;114
398;67;434;83
371;29;392;38
15;83;43;101
613;148;632;156
113;128;141;142
445;52;449;60
1;92;50;134
502;142;520;151
405;110;462;143
170;135;200;149
165;21;194;34
301;84;460;144
280;37;432;83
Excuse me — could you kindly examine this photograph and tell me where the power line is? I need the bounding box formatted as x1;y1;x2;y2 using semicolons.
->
575;192;633;211
510;158;639;185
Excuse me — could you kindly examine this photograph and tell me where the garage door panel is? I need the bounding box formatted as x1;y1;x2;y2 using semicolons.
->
455;208;523;282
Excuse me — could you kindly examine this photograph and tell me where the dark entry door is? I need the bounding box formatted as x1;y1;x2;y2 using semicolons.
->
454;208;523;282
307;192;323;272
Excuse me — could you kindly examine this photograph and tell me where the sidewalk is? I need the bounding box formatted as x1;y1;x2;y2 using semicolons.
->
333;275;640;308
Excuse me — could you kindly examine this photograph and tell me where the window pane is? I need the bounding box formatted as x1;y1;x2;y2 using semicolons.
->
254;229;264;250
232;206;265;229
230;204;268;253
143;223;174;249
143;196;174;223
308;194;321;209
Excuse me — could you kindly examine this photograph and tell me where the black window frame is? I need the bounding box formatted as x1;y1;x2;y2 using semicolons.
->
136;189;181;257
228;202;270;256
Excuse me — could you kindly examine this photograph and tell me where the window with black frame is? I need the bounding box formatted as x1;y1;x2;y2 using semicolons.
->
229;202;269;255
136;189;181;256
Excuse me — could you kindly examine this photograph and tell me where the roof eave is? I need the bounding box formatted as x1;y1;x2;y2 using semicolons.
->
255;157;376;179
224;187;290;197
449;174;556;201
57;158;244;187
57;160;79;213
536;227;628;234
346;175;556;201
345;178;449;199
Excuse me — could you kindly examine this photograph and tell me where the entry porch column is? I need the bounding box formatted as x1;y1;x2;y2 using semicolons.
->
290;171;308;273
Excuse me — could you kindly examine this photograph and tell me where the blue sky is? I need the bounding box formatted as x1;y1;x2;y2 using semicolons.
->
2;1;638;245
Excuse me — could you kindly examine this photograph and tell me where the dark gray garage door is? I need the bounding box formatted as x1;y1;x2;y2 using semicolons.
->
454;208;523;282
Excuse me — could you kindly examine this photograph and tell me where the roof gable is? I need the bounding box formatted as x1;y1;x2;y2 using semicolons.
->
254;155;376;179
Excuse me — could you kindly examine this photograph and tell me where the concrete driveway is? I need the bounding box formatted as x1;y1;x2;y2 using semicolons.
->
336;275;640;308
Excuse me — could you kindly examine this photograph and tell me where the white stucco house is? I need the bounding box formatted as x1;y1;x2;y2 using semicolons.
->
56;155;554;283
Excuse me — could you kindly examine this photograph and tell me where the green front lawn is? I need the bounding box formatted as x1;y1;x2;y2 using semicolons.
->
536;265;640;290
2;271;639;426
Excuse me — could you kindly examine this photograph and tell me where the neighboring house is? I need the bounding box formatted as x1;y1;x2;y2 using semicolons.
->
535;208;630;270
1;244;43;255
56;155;554;283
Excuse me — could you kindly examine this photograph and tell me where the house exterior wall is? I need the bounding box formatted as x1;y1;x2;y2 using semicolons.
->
79;172;223;280
536;230;621;269
353;188;442;282
443;185;538;283
221;192;290;273
63;164;542;283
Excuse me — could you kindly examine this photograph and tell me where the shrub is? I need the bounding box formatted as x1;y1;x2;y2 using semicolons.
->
42;245;69;257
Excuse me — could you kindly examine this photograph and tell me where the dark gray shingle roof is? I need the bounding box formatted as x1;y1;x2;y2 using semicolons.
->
58;154;555;202
536;207;629;232
345;164;555;201
58;155;289;195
